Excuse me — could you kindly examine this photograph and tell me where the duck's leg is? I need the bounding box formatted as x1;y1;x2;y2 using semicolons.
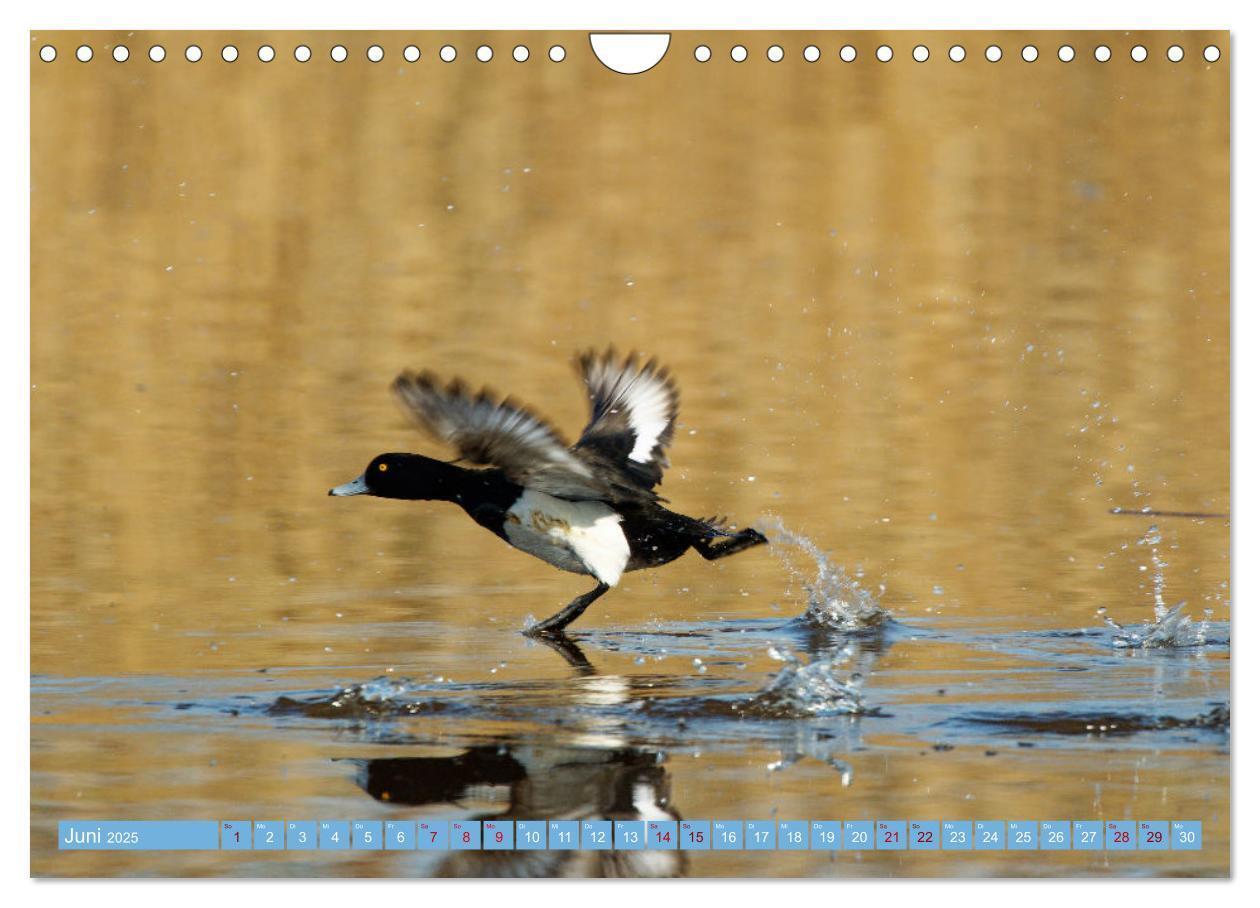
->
693;527;768;561
525;582;610;637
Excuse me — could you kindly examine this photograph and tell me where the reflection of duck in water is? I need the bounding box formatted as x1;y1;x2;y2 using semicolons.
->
329;348;766;635
351;743;686;878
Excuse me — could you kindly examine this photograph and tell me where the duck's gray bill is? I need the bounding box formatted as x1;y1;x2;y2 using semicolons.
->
329;474;368;496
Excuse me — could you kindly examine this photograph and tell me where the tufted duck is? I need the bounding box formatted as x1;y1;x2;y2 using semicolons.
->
330;348;767;635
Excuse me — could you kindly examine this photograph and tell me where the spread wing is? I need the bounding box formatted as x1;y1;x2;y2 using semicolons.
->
572;348;680;491
392;371;613;501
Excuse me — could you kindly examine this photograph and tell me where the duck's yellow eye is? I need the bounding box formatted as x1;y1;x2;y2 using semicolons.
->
378;462;389;472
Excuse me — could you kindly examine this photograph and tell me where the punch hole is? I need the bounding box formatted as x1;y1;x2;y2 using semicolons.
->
839;45;857;62
1058;45;1075;62
258;45;275;63
767;45;784;62
1130;45;1147;62
404;45;421;62
112;45;129;63
949;45;965;62
731;45;748;62
439;45;456;62
913;45;929;62
294;45;312;63
1167;45;1184;62
985;45;1002;62
589;34;668;73
330;45;348;63
367;45;384;62
76;45;93;62
185;45;201;62
148;45;165;62
803;45;820;62
1094;45;1111;62
39;45;57;62
694;45;711;62
221;45;239;63
1203;45;1220;63
476;45;493;62
876;45;893;62
512;45;528;62
548;45;566;62
1021;45;1038;62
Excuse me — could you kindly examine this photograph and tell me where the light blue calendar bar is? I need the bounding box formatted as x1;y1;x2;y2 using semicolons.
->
416;820;448;850
877;820;907;850
680;820;710;850
286;821;317;850
484;820;514;850
221;820;250;850
1171;821;1202;850
745;820;776;850
253;821;283;850
845;820;875;850
352;821;382;850
385;821;414;850
1106;821;1136;851
1008;821;1037;850
713;820;742;850
58;821;220;850
1040;821;1070;850
1074;821;1103;850
974;821;1004;850
811;820;842;850
450;820;480;850
1138;820;1169;850
647;820;679;850
517;820;548;850
582;820;612;850
58;818;1208;851
942;821;972;850
778;820;808;850
319;821;349;850
613;820;643;850
910;821;940;850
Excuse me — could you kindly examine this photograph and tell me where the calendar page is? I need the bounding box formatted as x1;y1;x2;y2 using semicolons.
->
29;26;1229;880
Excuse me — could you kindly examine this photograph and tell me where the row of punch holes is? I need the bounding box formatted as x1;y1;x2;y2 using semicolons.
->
39;41;1223;66
711;42;1220;64
42;43;563;64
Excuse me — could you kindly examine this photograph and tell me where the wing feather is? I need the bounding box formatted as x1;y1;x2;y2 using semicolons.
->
392;371;612;501
573;348;680;491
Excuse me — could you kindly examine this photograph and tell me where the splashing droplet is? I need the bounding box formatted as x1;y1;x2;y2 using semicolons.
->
756;517;889;630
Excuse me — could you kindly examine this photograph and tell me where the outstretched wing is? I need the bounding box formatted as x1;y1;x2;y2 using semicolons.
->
572;348;680;491
392;371;613;501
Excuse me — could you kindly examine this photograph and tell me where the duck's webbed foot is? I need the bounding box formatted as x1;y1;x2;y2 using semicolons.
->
524;582;611;637
693;527;768;561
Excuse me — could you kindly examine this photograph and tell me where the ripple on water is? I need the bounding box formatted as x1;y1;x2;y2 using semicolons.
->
268;676;457;719
954;704;1229;738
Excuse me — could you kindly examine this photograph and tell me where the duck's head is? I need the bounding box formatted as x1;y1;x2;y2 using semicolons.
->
329;453;454;500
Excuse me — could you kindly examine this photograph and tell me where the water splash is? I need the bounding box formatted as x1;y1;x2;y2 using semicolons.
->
747;644;868;717
1098;525;1212;648
757;517;890;630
